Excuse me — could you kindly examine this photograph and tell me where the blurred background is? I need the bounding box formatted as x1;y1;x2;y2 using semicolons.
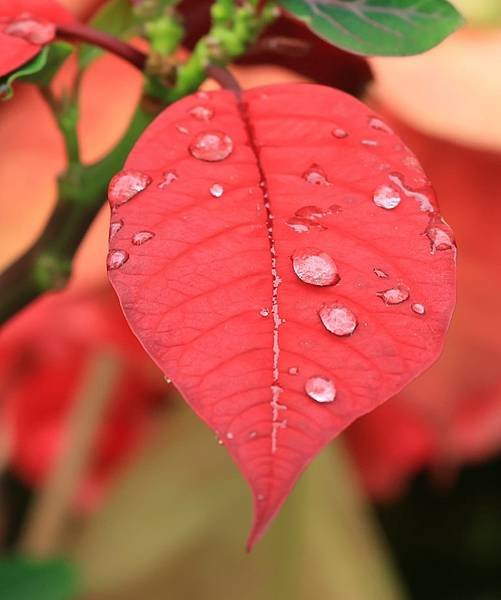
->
1;0;501;598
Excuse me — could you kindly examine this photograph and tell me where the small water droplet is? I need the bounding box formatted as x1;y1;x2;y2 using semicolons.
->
373;184;401;210
209;183;224;198
288;366;299;376
377;285;410;305
164;376;172;384
362;139;379;147
176;125;189;135
295;205;325;220
257;494;265;501
189;130;233;162
303;164;331;186
319;304;358;336
196;91;209;100
369;116;393;134
158;170;178;189
226;432;234;440
189;105;214;121
292;248;340;287
249;431;257;439
373;267;389;279
107;249;129;270
286;217;327;233
305;376;336;403
109;220;123;240
109;170;151;208
411;303;426;315
5;16;55;44
260;307;270;318
132;231;155;246
425;216;455;254
332;127;348;139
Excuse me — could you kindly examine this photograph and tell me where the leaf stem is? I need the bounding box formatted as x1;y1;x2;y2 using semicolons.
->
206;64;241;95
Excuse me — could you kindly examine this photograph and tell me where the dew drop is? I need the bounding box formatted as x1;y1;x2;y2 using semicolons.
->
260;307;270;318
388;173;434;213
196;91;209;101
295;205;325;220
176;125;189;135
209;183;224;198
319;303;358;336
362;139;379;147
107;249;129;270
369;116;393;134
305;376;336;403
132;231;155;246
164;376;172;384
109;220;123;240
373;184;401;210
303;164;331;186
332;127;348;139
286;217;327;233
257;494;265;501
288;366;299;376
425;217;455;253
292;248;340;287
412;303;426;315
373;267;389;279
377;285;410;305
226;432;234;440
189;105;214;121
5;16;55;44
158;170;178;189
109;170;151;208
189;130;233;162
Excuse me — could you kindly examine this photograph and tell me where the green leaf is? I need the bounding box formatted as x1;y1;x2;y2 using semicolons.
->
79;0;137;69
0;42;71;101
278;0;464;56
0;558;77;600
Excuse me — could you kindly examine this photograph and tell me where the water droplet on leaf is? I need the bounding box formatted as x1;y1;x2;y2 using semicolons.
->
209;183;224;198
377;285;410;305
425;217;455;253
288;367;299;376
107;249;129;270
286;217;327;233
373;184;401;210
176;125;189;135
369;116;393;134
189;130;233;162
319;304;358;336
388;173;434;213
303;164;331;186
109;170;151;208
260;308;270;318
305;376;336;403
109;220;123;240
411;303;426;315
292;248;340;287
373;267;389;279
5;16;55;44
332;128;348;139
295;206;325;220
362;139;379;147
132;231;155;246
158;170;178;189
189;105;214;121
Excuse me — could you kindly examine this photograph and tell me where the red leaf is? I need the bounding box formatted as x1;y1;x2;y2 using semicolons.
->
0;0;73;77
107;83;456;548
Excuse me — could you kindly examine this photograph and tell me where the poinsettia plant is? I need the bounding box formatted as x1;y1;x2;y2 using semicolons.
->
0;0;463;552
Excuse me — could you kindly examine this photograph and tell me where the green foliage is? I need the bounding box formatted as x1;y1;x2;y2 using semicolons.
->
0;43;72;101
278;0;464;56
0;558;77;600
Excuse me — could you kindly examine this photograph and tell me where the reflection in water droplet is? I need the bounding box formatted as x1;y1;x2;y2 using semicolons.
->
303;164;331;186
305;376;336;403
189;130;233;162
109;170;151;208
373;267;389;279
176;125;189;135
412;303;426;315
209;183;224;198
5;16;55;44
132;231;155;246
389;172;434;213
377;285;410;305
288;367;299;375
292;248;340;287
109;220;123;240
189;105;214;121
373;184;401;210
332;128;348;139
286;217;327;233
260;307;270;318
107;249;129;270
158;170;178;189
369;116;393;134
319;304;358;336
295;206;325;220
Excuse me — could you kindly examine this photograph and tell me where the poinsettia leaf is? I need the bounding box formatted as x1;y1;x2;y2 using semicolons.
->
0;41;72;100
278;0;464;56
0;0;74;78
107;83;456;548
0;557;77;600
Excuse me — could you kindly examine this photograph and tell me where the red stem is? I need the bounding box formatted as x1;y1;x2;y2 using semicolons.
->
56;22;147;70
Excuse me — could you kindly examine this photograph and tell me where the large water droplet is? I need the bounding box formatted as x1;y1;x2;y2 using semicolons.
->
373;184;401;210
388;173;434;213
377;285;410;305
319;304;358;336
107;249;129;270
189;105;214;121
295;205;326;220
305;376;336;403
369;116;393;134
292;248;340;287
303;164;331;186
209;183;224;198
286;217;327;233
411;303;426;315
332;128;348;139
109;170;151;208
158;170;178;189
5;16;55;45
189;130;233;162
373;267;389;279
109;220;123;240
425;217;455;253
132;231;155;246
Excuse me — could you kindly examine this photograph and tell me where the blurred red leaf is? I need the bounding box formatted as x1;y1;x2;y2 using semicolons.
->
107;83;455;547
0;0;73;77
1;288;165;511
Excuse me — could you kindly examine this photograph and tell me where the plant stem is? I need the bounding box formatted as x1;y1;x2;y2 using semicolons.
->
206;64;241;94
56;22;147;70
